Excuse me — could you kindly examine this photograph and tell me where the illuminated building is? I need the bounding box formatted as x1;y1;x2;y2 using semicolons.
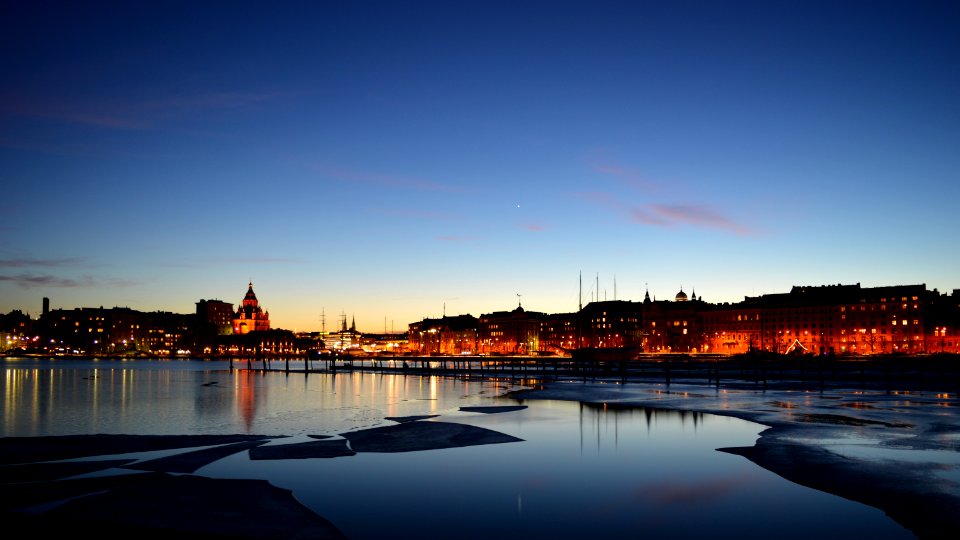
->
538;312;580;353
641;288;705;353
408;315;478;355
478;303;543;355
580;300;643;349
233;282;270;334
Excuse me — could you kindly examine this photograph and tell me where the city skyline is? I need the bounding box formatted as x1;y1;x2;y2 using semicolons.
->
2;1;958;332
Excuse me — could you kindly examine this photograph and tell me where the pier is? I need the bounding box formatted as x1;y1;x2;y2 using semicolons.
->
234;352;960;392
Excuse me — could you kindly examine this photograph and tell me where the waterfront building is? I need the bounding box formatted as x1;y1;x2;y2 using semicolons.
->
408;315;478;355
233;282;270;334
195;299;234;354
197;299;234;335
641;288;706;353
5;281;957;358
478;304;543;355
701;301;762;354
580;300;644;349
357;332;409;354
142;311;193;355
538;311;580;353
0;309;34;352
40;307;142;354
690;284;959;355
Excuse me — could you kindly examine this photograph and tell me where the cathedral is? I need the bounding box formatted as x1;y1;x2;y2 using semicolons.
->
233;281;270;334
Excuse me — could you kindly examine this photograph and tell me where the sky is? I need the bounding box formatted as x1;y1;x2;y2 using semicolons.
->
2;0;958;333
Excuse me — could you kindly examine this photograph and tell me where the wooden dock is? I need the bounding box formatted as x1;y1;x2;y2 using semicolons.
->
231;352;960;391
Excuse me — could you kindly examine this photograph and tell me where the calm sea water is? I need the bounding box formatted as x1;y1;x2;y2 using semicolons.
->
1;358;914;539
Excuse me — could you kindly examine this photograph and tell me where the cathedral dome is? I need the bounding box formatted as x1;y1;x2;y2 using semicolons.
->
675;288;688;302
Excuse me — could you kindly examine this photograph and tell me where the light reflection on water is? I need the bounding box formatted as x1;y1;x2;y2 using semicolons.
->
207;400;913;539
1;358;914;539
1;358;510;437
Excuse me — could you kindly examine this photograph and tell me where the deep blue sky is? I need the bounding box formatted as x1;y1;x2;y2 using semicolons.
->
2;0;958;332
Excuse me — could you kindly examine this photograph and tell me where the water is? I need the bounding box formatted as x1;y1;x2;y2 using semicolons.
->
1;358;914;539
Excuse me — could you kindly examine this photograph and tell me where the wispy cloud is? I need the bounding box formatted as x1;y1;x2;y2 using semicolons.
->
367;208;458;221
584;149;661;193
629;207;673;226
633;203;753;235
144;91;289;112
577;192;755;235
211;257;306;265
315;166;465;193
593;164;660;192
0;257;88;268
435;236;478;242
0;273;136;289
521;223;545;232
155;257;306;269
0;89;289;131
0;94;147;129
575;191;625;210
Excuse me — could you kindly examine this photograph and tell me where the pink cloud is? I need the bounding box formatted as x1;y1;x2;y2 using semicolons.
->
650;204;753;235
594;164;659;192
629;207;672;226
521;223;545;232
583;149;660;192
578;191;754;236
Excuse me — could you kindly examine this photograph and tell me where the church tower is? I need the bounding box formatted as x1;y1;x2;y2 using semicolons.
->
233;281;271;334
